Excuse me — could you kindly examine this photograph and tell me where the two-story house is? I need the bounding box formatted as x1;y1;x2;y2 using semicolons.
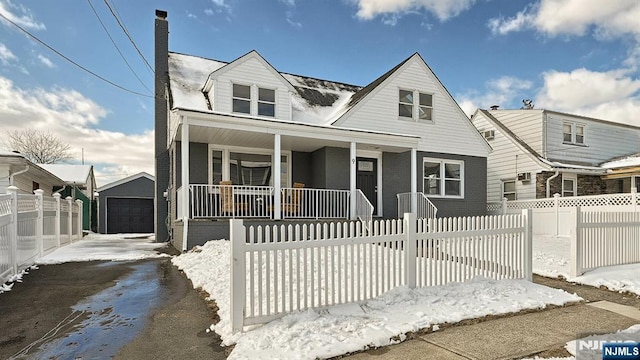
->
154;11;491;250
471;108;640;202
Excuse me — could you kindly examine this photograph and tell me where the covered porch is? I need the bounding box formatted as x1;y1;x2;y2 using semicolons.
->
171;110;423;247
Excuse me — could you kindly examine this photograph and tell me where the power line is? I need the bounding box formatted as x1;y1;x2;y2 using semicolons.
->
0;11;153;98
103;0;154;74
87;0;152;95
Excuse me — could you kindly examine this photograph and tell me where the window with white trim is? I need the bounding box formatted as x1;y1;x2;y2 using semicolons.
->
258;88;275;117
209;146;289;187
423;158;463;197
502;179;516;200
399;89;432;121
563;122;585;145
232;84;251;114
562;173;576;197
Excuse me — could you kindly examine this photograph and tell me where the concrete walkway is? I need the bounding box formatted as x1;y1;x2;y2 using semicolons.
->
346;301;640;360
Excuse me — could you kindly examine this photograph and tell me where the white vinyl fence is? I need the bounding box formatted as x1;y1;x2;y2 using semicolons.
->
230;210;532;332
0;186;82;284
569;207;640;277
488;192;640;236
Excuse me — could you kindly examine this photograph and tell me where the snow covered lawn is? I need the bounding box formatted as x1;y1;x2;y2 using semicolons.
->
172;240;582;360
533;235;640;296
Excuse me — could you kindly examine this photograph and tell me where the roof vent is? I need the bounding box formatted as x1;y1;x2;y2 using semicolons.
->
490;105;499;110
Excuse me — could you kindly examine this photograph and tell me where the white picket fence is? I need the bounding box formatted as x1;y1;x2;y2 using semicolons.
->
569;207;640;277
230;211;532;332
0;186;83;284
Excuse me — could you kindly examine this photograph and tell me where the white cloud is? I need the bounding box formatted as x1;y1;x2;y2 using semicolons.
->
0;76;154;187
535;68;640;126
0;42;16;65
457;76;533;116
204;8;214;16
354;0;476;22
488;1;640;38
0;0;45;30
37;53;54;68
211;0;232;13
280;0;295;6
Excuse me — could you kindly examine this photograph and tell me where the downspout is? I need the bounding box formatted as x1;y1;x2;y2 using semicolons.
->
546;171;560;198
9;165;29;186
54;185;68;195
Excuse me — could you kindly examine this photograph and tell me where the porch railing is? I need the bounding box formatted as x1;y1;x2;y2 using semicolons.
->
354;189;374;226
187;185;355;220
397;192;438;219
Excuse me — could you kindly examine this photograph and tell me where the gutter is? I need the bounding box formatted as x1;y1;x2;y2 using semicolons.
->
9;165;29;186
546;171;560;198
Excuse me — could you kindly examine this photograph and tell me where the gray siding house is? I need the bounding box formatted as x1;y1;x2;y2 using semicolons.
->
154;11;490;250
96;172;155;234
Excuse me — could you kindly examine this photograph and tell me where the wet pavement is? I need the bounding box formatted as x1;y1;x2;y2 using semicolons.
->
1;257;225;360
23;261;164;359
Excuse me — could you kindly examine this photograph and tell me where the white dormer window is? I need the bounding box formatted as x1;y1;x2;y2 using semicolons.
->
563;122;585;145
232;84;276;117
258;88;275;117
399;89;433;121
232;84;251;114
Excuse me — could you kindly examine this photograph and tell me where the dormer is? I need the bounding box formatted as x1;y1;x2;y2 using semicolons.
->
202;51;296;121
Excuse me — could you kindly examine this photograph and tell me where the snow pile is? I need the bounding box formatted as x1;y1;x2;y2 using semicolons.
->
38;233;168;264
533;235;571;278
172;240;582;360
571;263;640;296
532;235;640;295
0;265;37;294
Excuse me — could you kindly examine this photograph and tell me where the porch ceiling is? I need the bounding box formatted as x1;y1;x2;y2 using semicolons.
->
180;124;413;153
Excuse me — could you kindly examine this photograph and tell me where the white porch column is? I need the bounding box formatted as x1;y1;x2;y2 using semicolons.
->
273;133;282;220
350;142;357;220
181;119;190;250
411;148;417;214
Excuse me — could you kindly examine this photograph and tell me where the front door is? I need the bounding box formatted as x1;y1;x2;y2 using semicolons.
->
356;157;377;210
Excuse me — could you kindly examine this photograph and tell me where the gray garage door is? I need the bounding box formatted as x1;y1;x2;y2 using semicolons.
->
106;198;154;234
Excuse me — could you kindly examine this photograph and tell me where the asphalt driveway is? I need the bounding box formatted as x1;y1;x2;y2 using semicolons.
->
0;254;227;359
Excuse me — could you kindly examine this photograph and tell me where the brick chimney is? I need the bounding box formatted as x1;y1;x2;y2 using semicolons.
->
154;10;169;242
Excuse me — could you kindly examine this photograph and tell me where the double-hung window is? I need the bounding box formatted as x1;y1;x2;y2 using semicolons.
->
210;146;290;187
562;174;576;197
423;158;464;197
232;84;276;117
563;122;585;145
258;88;275;117
232;84;251;114
399;89;433;121
502;179;516;200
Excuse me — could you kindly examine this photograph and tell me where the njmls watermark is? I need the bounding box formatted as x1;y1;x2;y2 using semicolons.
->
576;332;640;360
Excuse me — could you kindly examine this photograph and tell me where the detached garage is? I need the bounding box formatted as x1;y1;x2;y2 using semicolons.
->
96;172;155;234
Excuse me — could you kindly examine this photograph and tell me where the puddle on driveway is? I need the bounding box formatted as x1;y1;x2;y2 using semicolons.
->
28;260;165;359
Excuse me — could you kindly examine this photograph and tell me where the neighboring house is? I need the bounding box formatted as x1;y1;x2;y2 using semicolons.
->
0;151;66;195
154;11;490;249
471;108;640;202
96;172;155;234
40;164;97;232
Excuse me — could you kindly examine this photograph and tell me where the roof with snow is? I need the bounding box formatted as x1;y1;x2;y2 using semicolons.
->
168;51;367;125
477;109;640;174
97;172;154;192
38;164;93;185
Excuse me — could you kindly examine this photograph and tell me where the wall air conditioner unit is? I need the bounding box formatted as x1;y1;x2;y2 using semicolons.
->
483;130;495;140
517;172;531;182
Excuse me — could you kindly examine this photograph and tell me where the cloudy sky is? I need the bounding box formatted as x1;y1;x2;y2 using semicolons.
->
1;0;639;186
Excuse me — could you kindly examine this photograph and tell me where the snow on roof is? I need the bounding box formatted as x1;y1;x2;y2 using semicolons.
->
168;52;362;125
38;164;92;184
168;53;226;111
97;172;154;192
601;154;640;169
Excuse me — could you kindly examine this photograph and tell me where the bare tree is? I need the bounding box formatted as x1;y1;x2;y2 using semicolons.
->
4;129;74;164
